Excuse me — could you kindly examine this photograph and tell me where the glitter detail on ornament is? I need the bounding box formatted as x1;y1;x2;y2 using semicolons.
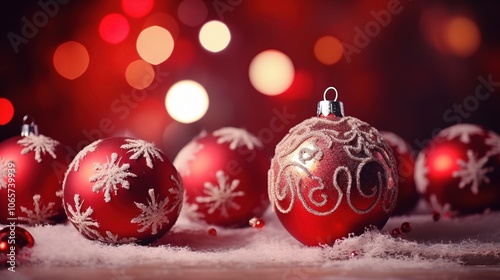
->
249;217;265;228
381;131;410;154
121;138;164;169
18;194;57;225
213;127;263;150
0;158;8;189
89;153;137;202
208;227;217;236
485;132;500;156
66;194;101;239
196;170;245;217
401;222;412;233
70;140;102;172
269;116;397;216
17;134;59;163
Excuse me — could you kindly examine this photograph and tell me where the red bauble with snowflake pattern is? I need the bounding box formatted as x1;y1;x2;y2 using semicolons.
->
268;88;398;246
0;116;67;226
415;124;500;216
173;127;270;227
63;137;183;244
380;131;419;215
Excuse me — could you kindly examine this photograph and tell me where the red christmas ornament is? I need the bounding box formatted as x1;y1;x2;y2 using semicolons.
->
415;124;500;216
268;87;398;246
63;137;183;244
0;116;67;225
1;225;35;269
380;131;419;215
173;127;270;227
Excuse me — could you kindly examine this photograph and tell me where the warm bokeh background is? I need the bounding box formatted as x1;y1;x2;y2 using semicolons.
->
1;0;499;162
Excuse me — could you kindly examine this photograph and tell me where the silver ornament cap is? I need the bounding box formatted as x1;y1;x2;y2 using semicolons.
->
317;86;344;117
21;115;39;136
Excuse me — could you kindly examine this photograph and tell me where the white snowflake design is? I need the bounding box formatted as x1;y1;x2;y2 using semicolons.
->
414;153;429;194
438;124;483;144
66;194;101;239
485;131;500;157
131;188;171;235
18;194;57;225
213;127;263;150
0;157;8;189
452;150;493;195
17;134;60;163
120;139;164;169
182;198;205;221
173;132;206;177
70;139;102;172
89;153;137;203
196;170;245;218
97;231;137;244
380;131;409;154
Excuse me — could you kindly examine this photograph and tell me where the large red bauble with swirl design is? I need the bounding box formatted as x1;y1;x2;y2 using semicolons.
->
268;89;398;246
173;127;270;227
0;117;67;226
415;124;500;216
63;137;183;244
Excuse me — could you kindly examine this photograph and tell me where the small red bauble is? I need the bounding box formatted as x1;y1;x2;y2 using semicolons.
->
0;116;67;225
173;127;270;227
415;124;500;216
268;88;398;246
1;225;35;269
380;131;419;215
63;137;183;244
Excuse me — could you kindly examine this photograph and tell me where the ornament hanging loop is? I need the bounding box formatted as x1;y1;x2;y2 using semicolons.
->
323;86;339;102
317;87;344;118
21;115;39;136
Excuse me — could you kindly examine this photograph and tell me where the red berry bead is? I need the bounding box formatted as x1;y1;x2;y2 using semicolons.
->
208;228;217;236
249;217;265;229
391;228;402;237
432;211;441;222
400;222;412;233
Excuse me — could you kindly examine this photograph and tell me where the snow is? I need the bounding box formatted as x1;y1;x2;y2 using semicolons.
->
18;194;57;225
17;134;59;163
213;127;263;150
4;208;500;272
131;188;172;235
453;150;493;195
89;153;137;203
120;139;163;169
196;170;245;218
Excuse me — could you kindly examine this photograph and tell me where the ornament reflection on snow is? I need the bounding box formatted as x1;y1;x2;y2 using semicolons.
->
173;127;270;227
268;87;398;246
63;137;183;244
0;116;67;225
415;124;500;216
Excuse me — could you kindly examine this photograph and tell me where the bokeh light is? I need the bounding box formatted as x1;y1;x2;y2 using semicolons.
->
99;13;130;44
0;98;14;125
199;20;231;53
143;12;179;40
53;41;90;80
314;36;344;65
121;0;154;18
444;16;481;57
137;26;175;65
249;49;295;96
125;59;155;90
177;0;208;27
165;80;209;123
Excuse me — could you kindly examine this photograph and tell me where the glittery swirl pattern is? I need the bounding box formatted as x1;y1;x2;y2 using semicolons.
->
269;116;398;216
